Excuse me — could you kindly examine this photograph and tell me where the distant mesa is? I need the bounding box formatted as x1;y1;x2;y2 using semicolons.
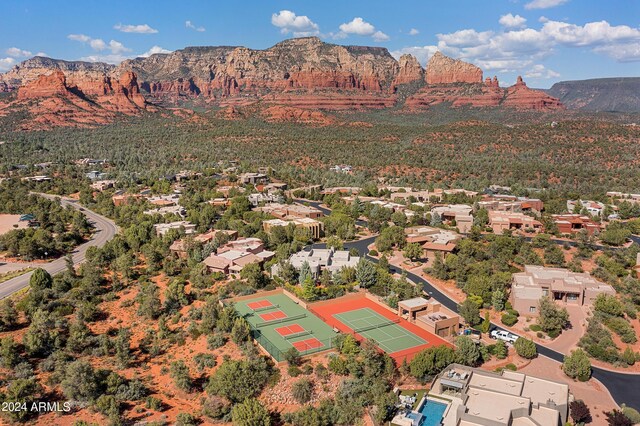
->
0;37;568;129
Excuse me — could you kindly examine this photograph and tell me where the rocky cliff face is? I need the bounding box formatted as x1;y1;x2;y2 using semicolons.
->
392;54;424;88
407;68;562;111
425;52;483;85
3;68;148;130
116;37;401;103
0;39;564;122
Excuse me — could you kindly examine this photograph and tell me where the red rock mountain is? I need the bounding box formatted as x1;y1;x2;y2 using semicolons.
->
0;38;563;126
3;68;148;130
425;52;483;85
406;53;563;110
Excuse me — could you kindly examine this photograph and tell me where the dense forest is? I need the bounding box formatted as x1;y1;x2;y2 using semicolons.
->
1;108;639;196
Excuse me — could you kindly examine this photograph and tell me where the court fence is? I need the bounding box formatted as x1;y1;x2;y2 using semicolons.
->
251;328;337;362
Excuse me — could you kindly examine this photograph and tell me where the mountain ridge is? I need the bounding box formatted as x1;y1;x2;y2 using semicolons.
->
546;77;640;112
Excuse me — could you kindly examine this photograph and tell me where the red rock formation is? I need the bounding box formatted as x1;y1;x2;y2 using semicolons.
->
426;52;483;85
261;105;335;125
392;54;424;89
405;84;503;109
17;70;70;99
502;76;564;110
264;92;396;110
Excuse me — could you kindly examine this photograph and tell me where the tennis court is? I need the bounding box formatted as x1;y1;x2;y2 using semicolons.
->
333;307;427;353
232;292;338;361
309;293;452;362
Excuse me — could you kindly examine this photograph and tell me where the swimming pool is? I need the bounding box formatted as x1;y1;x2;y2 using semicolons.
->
417;399;448;426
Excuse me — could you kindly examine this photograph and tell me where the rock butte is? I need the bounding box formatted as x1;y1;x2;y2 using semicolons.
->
0;37;563;128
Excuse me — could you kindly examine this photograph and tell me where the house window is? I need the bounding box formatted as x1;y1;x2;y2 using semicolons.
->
529;306;537;313
567;294;578;301
542;289;549;297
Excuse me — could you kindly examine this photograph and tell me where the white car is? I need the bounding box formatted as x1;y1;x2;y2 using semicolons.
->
490;329;519;344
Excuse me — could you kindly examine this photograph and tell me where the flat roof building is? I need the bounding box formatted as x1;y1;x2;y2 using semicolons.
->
488;211;543;235
154;221;196;236
255;202;324;219
551;214;601;236
511;265;616;316
263;217;324;240
273;247;360;278
431;205;474;234
431;364;570;426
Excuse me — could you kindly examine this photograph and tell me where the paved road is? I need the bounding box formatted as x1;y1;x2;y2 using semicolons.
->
0;195;118;299
302;199;640;410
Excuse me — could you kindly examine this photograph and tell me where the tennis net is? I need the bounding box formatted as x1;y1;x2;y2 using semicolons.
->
255;313;306;328
353;318;401;334
253;304;279;312
284;330;314;340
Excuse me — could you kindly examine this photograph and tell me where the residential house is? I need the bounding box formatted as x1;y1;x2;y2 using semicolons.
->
567;199;606;217
430;205;474;233
248;192;283;207
90;180;116;191
488;211;543;235
170;229;238;258
510;265;616;316
255;203;324;219
263;217;324;239
203;237;274;275
430;364;569;425
154;221;196;236
273;247;360;278
144;205;186;218
404;226;460;265
238;172;268;185
551;214;601;235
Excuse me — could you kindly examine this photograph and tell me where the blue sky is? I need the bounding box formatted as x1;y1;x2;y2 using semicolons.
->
1;0;638;87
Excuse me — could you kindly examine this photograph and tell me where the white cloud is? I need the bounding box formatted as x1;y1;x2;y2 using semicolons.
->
114;23;158;34
35;52;48;57
338;17;389;42
271;10;319;37
409;28;419;36
524;64;560;79
6;47;32;57
79;54;130;64
499;14;527;29
89;39;107;51
372;31;390;42
0;57;16;72
390;45;438;65
185;20;205;32
339;17;376;36
541;20;640;47
524;0;569;9
68;34;131;59
140;45;172;58
68;34;91;43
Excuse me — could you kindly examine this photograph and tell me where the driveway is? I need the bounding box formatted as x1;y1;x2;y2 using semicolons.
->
546;304;589;354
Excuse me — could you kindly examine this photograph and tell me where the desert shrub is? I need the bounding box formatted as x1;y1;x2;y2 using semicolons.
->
291;378;314;404
207;333;227;350
563;349;591;381
501;313;518;326
514;338;537;359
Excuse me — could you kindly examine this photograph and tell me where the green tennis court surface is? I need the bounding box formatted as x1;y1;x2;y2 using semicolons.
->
233;293;337;361
333;307;427;353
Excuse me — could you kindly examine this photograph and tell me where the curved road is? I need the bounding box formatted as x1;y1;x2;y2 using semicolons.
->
297;199;640;410
0;195;118;299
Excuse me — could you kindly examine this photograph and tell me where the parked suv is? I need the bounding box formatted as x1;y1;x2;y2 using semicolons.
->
490;329;519;344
